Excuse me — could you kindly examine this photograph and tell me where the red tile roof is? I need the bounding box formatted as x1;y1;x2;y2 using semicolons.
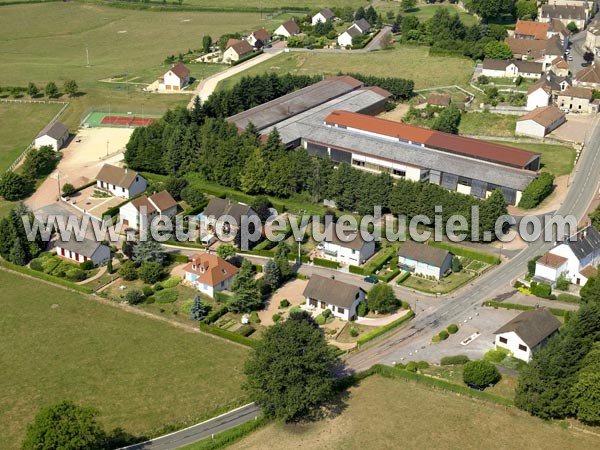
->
183;253;239;287
537;252;568;269
324;111;540;169
515;20;549;40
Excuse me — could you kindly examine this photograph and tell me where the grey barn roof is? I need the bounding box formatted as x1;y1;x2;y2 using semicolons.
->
398;241;451;268
494;309;561;348
564;225;600;260
226;76;363;131
303;274;363;308
57;236;105;258
36;121;68;140
202;198;255;225
303;127;537;191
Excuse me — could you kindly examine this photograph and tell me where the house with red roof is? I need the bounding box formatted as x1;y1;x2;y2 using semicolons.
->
183;253;239;298
159;62;190;91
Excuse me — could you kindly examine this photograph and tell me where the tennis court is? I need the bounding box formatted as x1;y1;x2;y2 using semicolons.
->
82;111;162;128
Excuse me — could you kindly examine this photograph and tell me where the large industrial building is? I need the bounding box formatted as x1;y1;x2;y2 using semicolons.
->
226;77;540;205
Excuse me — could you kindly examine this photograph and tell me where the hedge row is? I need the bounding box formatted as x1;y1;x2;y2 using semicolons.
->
198;323;258;348
313;257;340;269
1;261;94;294
377;268;400;283
231;50;263;66
428;241;500;265
188;415;267;450
203;305;229;324
349;265;364;275
396;271;411;284
356;310;415;346
518;172;555;210
484;301;568;317
363;246;397;275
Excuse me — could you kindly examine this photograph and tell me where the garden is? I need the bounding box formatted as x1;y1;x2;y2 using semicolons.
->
29;252;99;282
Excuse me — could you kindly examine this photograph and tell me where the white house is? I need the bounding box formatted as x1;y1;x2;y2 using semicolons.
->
557;86;596;113
55;237;110;266
481;59;544;79
95;164;147;199
119;190;178;229
158;62;190;92
318;221;376;266
534;225;600;286
183;253;239;298
223;39;253;63
312;7;335;25
494;309;561;362
34;122;69;151
274;19;300;38
527;72;572;111
397;241;453;280
303;274;365;321
338;26;362;47
352;18;371;34
247;29;271;48
516;105;566;138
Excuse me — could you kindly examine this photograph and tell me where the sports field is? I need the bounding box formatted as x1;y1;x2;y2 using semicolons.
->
82;111;162;128
0;102;63;172
0;270;249;450
225;375;600;450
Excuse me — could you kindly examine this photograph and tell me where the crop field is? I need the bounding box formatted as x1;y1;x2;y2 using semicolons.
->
217;46;475;91
226;375;600;450
0;102;63;172
0;270;248;450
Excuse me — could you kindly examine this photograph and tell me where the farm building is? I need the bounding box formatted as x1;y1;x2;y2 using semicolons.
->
34;122;69;151
516;106;566;138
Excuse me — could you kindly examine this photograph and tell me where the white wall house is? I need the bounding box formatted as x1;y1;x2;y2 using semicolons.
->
527;85;552;111
55;237;110;266
34;122;69;151
481;59;543;79
158;62;190;92
247;29;271;47
397;241;453;280
183;253;239;298
274;19;300;38
95;164;147;199
318;221;376;266
534;225;600;286
303;274;366;321
223;40;253;63
312;8;335;25
494;309;561;362
119;190;178;229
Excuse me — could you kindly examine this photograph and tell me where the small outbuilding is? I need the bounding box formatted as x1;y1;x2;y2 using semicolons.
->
55;236;110;266
516;106;566;138
34;122;69;151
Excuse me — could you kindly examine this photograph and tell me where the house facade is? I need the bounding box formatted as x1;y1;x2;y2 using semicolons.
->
303;274;365;321
119;190;178;229
539;4;589;29
223;39;253;63
312;8;335;25
199;198;258;242
274;19;300;38
247;29;271;47
494;309;561;362
397;241;453;280
34;122;69;151
481;59;544;79
95;164;147;199
159;62;190;91
557;86;595;112
318;222;376;266
338;25;362;47
55;237;110;266
534;225;600;285
183;253;239;298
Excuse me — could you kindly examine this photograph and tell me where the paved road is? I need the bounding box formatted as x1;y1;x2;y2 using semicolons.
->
120;403;260;450
342;117;600;373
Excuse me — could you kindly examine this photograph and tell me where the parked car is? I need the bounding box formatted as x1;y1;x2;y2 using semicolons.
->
467;383;485;391
364;276;379;284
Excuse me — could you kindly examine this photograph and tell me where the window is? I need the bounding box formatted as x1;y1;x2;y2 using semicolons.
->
392;169;406;177
499;336;508;344
518;344;527;352
353;160;365;167
338;307;345;315
122;187;125;193
320;301;326;309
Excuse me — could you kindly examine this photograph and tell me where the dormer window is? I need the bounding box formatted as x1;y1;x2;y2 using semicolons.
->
192;264;197;270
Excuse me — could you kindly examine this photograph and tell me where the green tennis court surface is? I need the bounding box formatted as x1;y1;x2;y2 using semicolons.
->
82;111;162;128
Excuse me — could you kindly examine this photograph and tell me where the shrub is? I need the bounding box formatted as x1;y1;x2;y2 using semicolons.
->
322;308;332;319
357;302;369;317
125;289;145;305
416;361;429;370
531;282;553;299
157;276;181;289
236;324;255;337
289;306;302;315
79;260;94;271
484;349;508;363
279;299;290;308
350;327;359;337
29;258;44;271
272;313;282;323
154;289;178;304
441;355;470;366
118;260;138;281
447;324;459;334
438;330;449;340
514;280;523;289
144;296;155;304
432;335;441;343
405;361;418;372
313;257;340;269
154;284;164;291
315;314;326;325
518;172;555;209
62;183;76;196
250;310;261;323
65;268;86;282
557;293;580;303
142;286;153;297
138;261;164;284
463;360;501;387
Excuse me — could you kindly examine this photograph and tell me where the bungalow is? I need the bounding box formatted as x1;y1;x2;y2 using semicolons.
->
481;59;544;79
247;29;271;48
199;198;258;240
353;18;371;34
516;106;566;138
557;85;595;113
159;62;190;92
318;221;376;266
338;25;362;47
397;241;453;280
574;63;600;88
55;237;110;266
95;164;147;199
183;253;239;298
274;19;300;38
303;274;365;321
34;122;69;151
119;190;178;229
223;39;253;63
494;309;561;362
534;225;600;286
312;7;335;25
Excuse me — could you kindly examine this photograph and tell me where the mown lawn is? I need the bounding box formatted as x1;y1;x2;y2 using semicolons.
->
0;270;248;450
458;112;518;137
224;375;599;450
488;140;576;177
400;270;475;294
0;102;63;172
217;46;475;91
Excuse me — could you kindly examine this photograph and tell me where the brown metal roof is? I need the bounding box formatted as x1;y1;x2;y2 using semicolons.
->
252;29;271;42
169;62;190;80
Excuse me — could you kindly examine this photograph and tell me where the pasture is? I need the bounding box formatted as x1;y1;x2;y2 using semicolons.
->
0;102;63;172
0;270;248;450
226;375;599;450
217;46;475;91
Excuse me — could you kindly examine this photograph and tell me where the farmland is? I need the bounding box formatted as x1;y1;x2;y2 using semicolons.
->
226;375;600;450
0;269;248;450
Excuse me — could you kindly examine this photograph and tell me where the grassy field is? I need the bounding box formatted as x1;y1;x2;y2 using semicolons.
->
489;140;577;177
217;46;475;91
377;3;479;26
226;375;600;450
181;0;363;8
0;269;248;450
458;112;519;137
0;102;63;171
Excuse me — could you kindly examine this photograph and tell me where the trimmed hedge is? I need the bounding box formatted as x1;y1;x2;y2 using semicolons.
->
428;241;500;265
231;50;263;66
198;323;257;348
363;246;396;275
1;261;93;294
357;310;415;346
188;415;267;450
441;355;470;366
484;300;568;317
349;265;364;275
377;268;400;283
203;305;229;324
557;293;580;303
396;271;411;284
518;172;555;210
313;257;340;269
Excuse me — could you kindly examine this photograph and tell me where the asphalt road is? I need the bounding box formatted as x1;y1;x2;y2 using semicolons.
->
120;403;260;450
342;116;600;373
